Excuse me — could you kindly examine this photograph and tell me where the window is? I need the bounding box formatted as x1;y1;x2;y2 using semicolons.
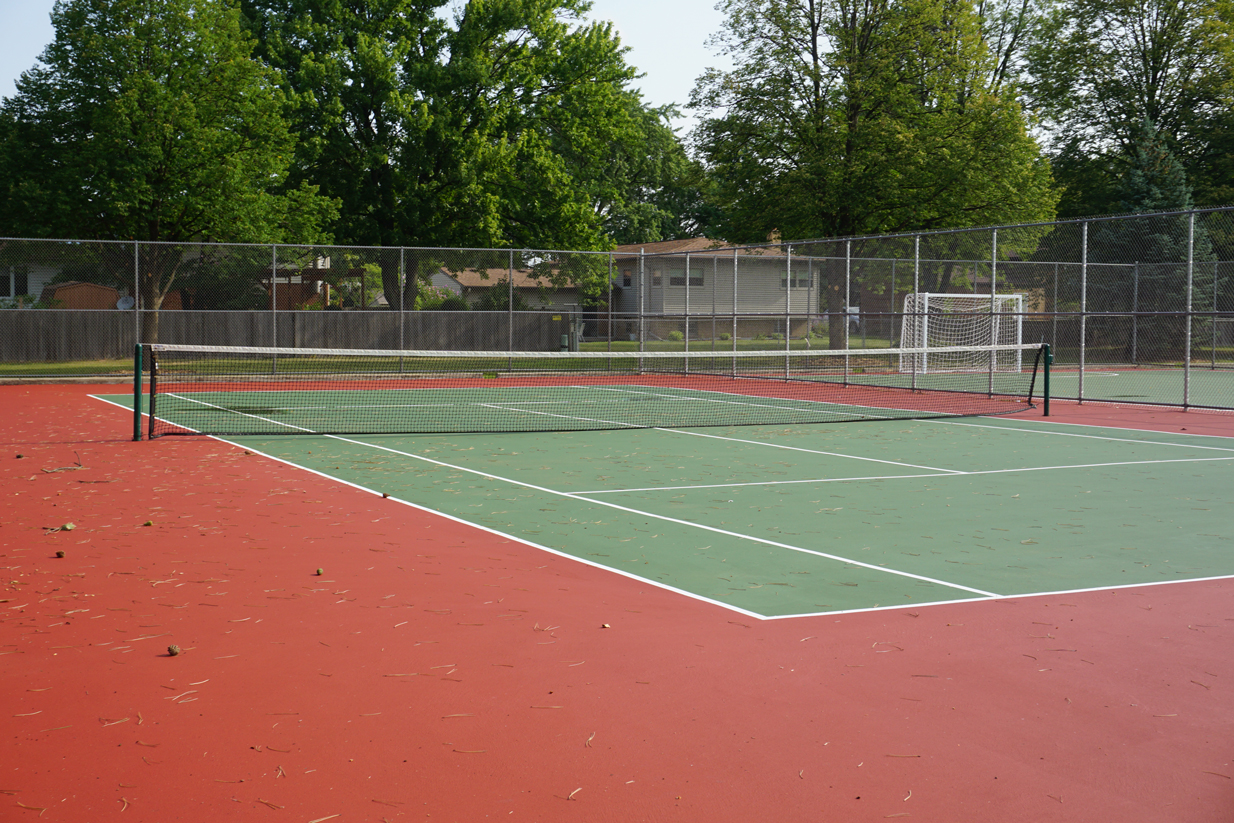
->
622;269;632;287
0;268;9;298
780;273;812;289
651;269;663;287
669;268;704;287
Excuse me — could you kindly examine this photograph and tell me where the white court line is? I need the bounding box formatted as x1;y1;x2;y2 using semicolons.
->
652;427;962;473
929;418;1234;452
573;455;1234;495
324;435;1000;599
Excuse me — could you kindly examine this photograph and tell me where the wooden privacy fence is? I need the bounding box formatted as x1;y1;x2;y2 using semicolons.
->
0;310;575;366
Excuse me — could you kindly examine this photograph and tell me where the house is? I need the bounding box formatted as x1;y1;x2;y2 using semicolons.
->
609;238;821;338
444;267;582;310
38;281;121;309
2;263;59;304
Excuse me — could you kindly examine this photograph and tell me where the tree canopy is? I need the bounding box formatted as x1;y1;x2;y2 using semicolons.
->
0;0;338;338
689;0;1058;245
1026;0;1234;215
240;0;702;305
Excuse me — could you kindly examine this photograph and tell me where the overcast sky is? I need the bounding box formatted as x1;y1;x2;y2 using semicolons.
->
0;1;730;135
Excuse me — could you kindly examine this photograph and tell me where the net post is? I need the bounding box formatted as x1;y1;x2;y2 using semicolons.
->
132;344;143;441
1042;343;1052;416
147;347;158;441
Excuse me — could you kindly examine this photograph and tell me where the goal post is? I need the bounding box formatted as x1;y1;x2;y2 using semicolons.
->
899;293;1024;374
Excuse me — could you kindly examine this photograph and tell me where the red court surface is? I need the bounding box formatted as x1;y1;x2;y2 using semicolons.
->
2;384;1233;822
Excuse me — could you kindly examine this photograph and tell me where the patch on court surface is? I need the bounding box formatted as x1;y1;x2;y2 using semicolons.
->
98;392;1234;618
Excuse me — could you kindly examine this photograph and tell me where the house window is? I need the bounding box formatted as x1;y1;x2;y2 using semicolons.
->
780;273;812;289
651;269;663;287
0;268;10;298
669;268;705;287
622;269;632;287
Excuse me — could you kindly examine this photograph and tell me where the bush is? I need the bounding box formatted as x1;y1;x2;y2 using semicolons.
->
718;332;731;341
667;330;684;341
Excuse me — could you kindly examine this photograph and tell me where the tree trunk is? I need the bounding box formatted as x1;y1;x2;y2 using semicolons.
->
826;256;848;350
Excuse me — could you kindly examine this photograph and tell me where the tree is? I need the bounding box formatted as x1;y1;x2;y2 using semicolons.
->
1090;121;1214;296
690;0;1057;347
1027;0;1234;215
1027;0;1234;155
242;0;700;310
0;0;336;341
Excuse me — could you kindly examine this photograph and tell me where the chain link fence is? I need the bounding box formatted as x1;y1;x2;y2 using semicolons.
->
3;207;1233;409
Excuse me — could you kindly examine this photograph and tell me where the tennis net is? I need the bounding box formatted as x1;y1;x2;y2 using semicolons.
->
136;343;1046;438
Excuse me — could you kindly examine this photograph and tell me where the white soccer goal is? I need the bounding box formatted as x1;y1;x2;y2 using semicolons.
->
899;293;1024;373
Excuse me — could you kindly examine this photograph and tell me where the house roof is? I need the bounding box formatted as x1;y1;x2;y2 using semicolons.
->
612;237;730;257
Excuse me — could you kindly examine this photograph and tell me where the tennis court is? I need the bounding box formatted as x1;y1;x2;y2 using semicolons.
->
4;379;1233;822
98;383;1234;619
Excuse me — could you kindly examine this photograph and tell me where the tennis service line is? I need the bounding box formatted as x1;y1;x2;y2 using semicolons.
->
323;434;1001;599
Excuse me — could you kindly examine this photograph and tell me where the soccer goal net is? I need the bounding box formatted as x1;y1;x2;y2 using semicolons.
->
899;293;1024;373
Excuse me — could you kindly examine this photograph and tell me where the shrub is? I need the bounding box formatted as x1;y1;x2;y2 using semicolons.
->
667;330;684;341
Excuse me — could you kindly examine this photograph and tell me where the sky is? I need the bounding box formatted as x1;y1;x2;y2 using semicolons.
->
0;0;730;135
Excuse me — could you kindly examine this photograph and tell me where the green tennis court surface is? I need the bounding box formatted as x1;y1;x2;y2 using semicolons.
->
98;394;1234;617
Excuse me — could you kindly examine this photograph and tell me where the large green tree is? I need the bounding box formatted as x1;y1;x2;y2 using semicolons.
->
0;0;336;339
690;0;1057;347
1027;0;1234;215
242;0;700;308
